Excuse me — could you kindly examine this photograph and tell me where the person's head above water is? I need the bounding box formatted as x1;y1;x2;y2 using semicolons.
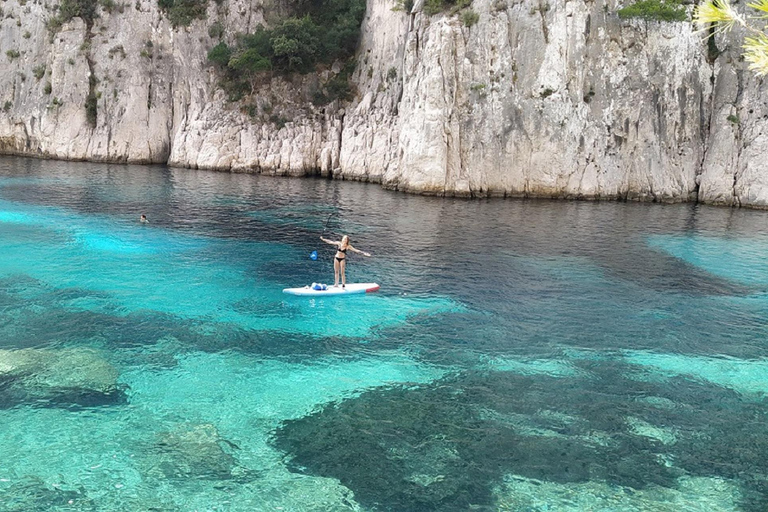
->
140;214;148;223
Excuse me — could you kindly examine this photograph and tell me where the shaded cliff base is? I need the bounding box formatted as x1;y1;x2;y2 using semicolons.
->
0;150;751;208
0;139;164;165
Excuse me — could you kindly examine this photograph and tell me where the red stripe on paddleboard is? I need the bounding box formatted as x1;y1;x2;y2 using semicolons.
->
365;285;380;293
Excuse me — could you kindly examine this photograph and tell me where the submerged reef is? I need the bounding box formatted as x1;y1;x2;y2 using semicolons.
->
0;274;364;363
0;476;94;511
145;423;249;481
0;347;124;408
273;359;768;511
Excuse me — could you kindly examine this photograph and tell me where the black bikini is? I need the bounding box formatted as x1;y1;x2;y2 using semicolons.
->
335;247;348;263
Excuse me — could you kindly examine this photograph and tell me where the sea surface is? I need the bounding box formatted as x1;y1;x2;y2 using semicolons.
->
0;156;767;511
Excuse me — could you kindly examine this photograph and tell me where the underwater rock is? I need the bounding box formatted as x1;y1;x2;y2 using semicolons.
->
274;362;768;512
250;476;362;512
274;381;644;511
0;476;94;511
0;347;123;408
147;424;246;481
495;475;743;512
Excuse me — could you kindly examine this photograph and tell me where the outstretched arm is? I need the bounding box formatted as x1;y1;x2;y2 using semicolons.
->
349;245;371;257
320;237;340;247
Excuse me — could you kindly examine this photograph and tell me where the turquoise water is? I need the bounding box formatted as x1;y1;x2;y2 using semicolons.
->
1;157;768;511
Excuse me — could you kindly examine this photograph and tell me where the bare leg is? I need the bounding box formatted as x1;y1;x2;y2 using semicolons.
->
340;260;346;287
333;258;340;286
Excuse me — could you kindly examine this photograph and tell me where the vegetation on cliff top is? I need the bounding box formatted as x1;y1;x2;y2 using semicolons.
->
207;0;365;103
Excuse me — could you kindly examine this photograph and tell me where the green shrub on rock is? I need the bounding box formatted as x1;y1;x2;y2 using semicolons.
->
108;44;126;59
461;8;479;26
85;94;97;126
617;0;687;21
392;0;415;12
59;0;99;24
46;17;63;35
99;0;117;13
46;0;103;35
207;41;231;67
206;0;365;104
206;0;365;74
208;21;224;39
326;73;352;101
313;62;355;105
423;0;443;15
33;64;46;80
270;16;321;72
229;48;272;74
315;0;367;59
158;0;208;27
424;0;471;15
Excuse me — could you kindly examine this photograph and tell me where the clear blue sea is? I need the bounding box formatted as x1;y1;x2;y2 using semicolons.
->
0;156;767;511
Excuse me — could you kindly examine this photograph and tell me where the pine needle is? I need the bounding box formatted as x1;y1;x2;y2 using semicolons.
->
693;0;743;33
743;33;768;75
746;0;768;17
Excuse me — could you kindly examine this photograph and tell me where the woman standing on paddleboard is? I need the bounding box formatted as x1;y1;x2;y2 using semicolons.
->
319;235;371;288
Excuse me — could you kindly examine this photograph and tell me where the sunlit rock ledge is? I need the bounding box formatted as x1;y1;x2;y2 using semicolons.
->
1;0;766;205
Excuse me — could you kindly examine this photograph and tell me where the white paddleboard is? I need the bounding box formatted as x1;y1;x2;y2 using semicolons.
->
283;283;380;296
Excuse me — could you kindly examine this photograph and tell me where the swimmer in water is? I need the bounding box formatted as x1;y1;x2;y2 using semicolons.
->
140;214;148;223
320;235;371;288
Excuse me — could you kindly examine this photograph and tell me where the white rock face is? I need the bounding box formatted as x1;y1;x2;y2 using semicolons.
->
697;36;768;207
1;0;766;205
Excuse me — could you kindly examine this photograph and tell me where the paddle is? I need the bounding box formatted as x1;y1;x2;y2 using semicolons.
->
312;211;337;260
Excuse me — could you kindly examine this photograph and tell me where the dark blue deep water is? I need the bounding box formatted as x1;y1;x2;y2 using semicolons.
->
0;156;767;511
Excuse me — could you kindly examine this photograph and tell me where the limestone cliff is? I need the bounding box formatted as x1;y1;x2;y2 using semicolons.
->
1;0;766;205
